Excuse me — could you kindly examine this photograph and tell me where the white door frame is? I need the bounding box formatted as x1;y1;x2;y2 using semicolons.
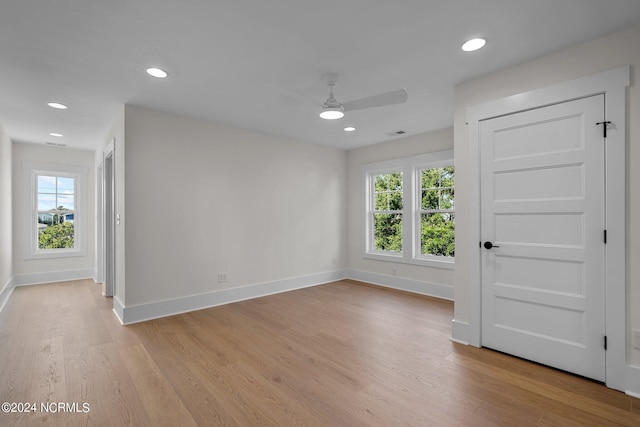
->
96;160;104;285
466;66;629;392
103;139;115;297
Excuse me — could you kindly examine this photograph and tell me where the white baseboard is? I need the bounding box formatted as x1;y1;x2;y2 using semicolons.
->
119;269;349;325
0;276;15;313
346;269;454;301
113;295;125;325
626;364;640;398
5;266;455;325
450;319;470;345
13;268;95;287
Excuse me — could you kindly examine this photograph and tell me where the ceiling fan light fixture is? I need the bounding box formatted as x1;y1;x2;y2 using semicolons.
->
319;106;344;120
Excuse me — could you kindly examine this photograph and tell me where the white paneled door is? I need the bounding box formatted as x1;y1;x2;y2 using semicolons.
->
480;95;606;381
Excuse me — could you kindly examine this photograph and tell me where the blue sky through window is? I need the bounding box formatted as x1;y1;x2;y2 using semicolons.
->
37;175;75;211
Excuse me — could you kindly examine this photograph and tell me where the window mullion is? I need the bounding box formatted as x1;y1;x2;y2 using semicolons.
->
400;166;411;261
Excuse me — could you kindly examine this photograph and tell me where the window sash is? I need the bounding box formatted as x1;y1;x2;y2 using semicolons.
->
418;211;455;258
417;166;455;260
370;170;404;254
371;212;403;253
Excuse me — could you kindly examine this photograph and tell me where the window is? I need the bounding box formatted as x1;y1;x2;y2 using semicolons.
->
372;172;403;253
419;166;455;258
363;150;454;269
36;175;76;249
25;162;86;259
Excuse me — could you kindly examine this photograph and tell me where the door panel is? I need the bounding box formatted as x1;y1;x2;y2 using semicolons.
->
492;113;583;159
494;163;584;200
494;213;584;245
480;95;605;381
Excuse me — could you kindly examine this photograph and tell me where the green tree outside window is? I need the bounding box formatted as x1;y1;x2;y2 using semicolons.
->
373;172;403;252
420;166;455;257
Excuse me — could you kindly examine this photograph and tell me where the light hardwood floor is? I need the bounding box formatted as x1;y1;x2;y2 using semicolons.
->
1;279;639;426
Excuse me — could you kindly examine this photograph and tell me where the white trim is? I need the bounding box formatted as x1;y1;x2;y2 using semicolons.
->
95;160;104;284
102;141;115;297
113;295;125;325
118;270;348;325
450;319;469;345
0;277;15;313
464;66;629;392
103;263;459;325
626;365;640;398
115;269;453;325
12;268;95;286
363;252;455;270
347;268;453;301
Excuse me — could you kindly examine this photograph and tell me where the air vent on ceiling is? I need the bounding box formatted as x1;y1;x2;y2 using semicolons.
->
45;142;67;147
386;130;407;137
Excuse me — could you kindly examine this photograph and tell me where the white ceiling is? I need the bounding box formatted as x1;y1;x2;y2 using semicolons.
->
2;1;640;151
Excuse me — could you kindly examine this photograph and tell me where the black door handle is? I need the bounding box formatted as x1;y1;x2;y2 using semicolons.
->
484;241;500;249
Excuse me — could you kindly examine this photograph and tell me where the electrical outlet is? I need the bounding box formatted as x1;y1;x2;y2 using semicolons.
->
633;329;640;350
217;273;228;283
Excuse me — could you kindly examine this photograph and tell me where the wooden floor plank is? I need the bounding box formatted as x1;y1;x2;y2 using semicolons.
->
119;344;197;427
1;279;639;426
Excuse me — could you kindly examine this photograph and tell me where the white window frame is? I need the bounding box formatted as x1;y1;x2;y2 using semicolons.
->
362;149;454;269
415;160;455;265
367;168;405;259
24;162;87;259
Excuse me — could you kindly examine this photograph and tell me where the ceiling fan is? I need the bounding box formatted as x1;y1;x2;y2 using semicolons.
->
268;74;408;121
318;74;408;120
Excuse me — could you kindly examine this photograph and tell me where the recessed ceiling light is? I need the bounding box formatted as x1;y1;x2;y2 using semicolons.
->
461;38;486;52
47;102;68;110
344;126;356;132
146;67;168;78
49;132;64;137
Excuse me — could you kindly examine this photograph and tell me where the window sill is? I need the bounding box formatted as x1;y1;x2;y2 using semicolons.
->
363;252;454;270
25;249;85;260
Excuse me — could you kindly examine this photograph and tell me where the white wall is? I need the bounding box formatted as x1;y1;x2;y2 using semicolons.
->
118;105;346;317
12;143;95;283
346;128;454;297
0;124;12;302
453;25;640;366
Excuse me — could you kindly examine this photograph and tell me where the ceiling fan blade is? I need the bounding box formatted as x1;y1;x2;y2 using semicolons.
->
343;88;408;112
266;84;321;107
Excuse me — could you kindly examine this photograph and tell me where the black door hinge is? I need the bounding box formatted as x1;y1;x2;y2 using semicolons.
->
604;229;607;244
604;336;608;350
596;121;612;138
